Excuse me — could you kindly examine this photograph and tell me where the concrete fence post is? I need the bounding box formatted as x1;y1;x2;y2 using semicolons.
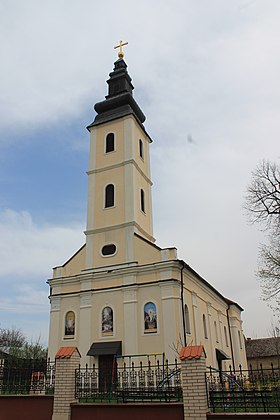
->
179;345;208;420
52;346;81;420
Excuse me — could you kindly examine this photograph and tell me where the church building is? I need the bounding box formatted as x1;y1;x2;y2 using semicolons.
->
47;45;247;372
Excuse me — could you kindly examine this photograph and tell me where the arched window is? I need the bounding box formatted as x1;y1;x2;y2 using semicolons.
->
102;306;113;335
224;326;229;347
203;314;208;339
105;133;115;153
144;302;157;333
139;139;143;159
184;304;191;334
65;311;75;336
214;321;218;343
101;244;117;256
140;189;145;213
105;184;114;208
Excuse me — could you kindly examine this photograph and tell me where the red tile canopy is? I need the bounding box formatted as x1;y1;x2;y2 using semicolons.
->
55;346;80;359
179;345;206;360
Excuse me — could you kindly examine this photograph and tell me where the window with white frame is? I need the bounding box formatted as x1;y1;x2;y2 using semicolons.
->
105;133;115;153
105;184;114;208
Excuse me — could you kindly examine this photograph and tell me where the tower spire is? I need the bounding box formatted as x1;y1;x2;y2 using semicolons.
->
87;53;146;130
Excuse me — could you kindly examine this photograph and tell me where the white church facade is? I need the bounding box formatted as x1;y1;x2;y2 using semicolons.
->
47;49;247;372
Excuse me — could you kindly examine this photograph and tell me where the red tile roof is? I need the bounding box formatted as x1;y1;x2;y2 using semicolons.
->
55;347;80;359
179;345;205;360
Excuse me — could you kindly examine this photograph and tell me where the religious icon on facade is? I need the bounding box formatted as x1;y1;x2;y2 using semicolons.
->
102;306;113;335
65;311;75;336
144;302;157;332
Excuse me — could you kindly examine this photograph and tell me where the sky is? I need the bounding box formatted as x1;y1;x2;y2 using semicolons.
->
0;0;279;345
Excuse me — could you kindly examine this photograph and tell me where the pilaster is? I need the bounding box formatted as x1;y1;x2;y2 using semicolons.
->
160;282;179;358
48;297;61;361
79;291;92;365
192;292;200;345
123;287;138;355
207;302;215;366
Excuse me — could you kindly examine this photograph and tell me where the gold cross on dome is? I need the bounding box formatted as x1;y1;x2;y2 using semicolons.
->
114;40;128;59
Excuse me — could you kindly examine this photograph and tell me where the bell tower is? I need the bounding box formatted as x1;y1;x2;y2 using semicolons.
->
85;50;154;269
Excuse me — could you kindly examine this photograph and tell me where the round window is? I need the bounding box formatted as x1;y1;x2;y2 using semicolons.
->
101;244;116;256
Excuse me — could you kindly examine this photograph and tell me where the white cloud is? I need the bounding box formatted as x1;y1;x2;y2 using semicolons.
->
0;209;84;343
0;209;84;277
0;1;277;138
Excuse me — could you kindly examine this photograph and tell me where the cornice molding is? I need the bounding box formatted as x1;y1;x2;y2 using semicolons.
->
84;221;155;243
87;159;153;186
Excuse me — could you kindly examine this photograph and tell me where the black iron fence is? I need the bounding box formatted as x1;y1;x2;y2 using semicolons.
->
0;358;55;395
3;355;278;413
75;359;182;403
206;364;280;413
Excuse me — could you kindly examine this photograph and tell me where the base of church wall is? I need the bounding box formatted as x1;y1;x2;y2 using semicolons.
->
0;395;53;420
70;403;184;420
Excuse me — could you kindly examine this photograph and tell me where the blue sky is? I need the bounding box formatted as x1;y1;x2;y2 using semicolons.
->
1;0;279;345
0;122;87;221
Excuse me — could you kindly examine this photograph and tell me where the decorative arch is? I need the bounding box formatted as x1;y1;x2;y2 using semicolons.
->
102;306;113;335
144;302;157;332
105;184;115;208
65;311;75;336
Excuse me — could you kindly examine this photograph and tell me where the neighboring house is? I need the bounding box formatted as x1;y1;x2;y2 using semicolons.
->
245;337;280;369
47;51;248;374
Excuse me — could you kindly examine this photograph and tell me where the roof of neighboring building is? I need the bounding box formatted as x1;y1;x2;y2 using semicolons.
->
245;337;280;359
0;350;9;359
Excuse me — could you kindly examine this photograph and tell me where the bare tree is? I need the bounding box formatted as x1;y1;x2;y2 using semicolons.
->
0;327;25;354
244;160;280;231
0;327;47;359
245;160;280;314
258;236;280;313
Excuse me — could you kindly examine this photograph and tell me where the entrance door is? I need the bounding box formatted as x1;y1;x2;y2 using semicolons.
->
99;354;115;392
217;358;223;384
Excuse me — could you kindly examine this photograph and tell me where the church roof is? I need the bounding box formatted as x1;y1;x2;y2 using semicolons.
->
179;259;244;312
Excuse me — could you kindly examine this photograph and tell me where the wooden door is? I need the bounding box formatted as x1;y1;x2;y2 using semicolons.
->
99;354;115;392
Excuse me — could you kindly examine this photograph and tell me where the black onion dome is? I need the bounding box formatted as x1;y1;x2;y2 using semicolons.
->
87;58;146;130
